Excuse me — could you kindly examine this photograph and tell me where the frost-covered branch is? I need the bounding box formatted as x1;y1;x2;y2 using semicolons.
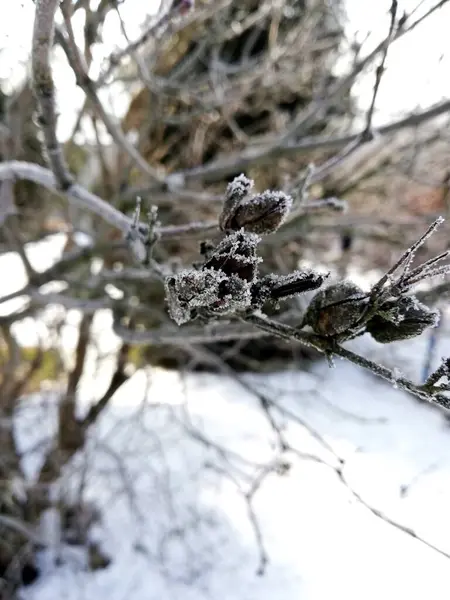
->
162;174;450;410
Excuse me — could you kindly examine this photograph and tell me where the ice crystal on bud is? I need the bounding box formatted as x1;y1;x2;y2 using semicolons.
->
226;174;253;202
229;190;293;234
366;296;439;343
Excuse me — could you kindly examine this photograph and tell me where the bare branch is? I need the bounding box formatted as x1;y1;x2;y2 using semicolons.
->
245;313;450;410
56;5;163;183
362;0;398;137
113;313;271;346
31;0;73;190
82;342;130;426
0;161;217;239
131;99;450;193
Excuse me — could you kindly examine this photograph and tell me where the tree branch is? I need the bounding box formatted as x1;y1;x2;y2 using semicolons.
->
245;313;450;410
0;161;217;239
55;8;163;183
128;98;450;193
31;0;73;190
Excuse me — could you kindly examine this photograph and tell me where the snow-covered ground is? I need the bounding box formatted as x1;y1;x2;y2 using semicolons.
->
14;328;450;600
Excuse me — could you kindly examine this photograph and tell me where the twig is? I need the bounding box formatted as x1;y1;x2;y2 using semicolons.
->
112;317;270;346
181;341;339;461
56;7;162;183
287;444;450;562
82;342;130;426
1;221;36;282
134;98;450;192
245;313;450;410
31;0;73;190
0;515;43;546
0;161;217;239
363;0;398;138
276;0;449;146
95;0;224;87
95;4;174;87
336;462;450;561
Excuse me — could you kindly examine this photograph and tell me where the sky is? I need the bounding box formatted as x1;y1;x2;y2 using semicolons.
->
0;0;449;140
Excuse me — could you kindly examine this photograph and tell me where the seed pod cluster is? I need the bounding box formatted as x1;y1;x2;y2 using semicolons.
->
161;178;448;336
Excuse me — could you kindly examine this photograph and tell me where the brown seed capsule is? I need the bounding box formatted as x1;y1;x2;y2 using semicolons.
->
203;230;262;282
303;281;367;336
219;174;254;232
165;267;252;325
219;173;293;235
366;296;439;343
229;190;293;235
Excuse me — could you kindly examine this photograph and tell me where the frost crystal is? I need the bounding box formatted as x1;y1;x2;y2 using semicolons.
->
165;269;225;325
392;367;403;389
226;174;254;202
230;190;293;234
165;265;254;325
373;217;449;297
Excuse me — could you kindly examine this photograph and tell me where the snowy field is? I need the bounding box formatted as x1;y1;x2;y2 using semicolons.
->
14;330;450;600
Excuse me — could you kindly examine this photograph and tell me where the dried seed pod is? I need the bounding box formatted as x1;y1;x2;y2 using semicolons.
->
229;190;293;235
219;174;292;234
203;230;262;282
219;174;253;231
165;267;251;325
251;269;328;308
303;281;367;336
366;296;439;343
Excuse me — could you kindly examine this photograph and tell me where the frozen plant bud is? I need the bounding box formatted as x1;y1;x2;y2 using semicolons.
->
203;230;262;282
219;174;254;231
366;296;439;343
165;268;252;325
219;175;293;235
303;281;367;336
251;269;328;308
229;190;293;235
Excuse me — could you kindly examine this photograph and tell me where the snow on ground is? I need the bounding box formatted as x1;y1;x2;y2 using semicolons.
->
16;328;450;600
